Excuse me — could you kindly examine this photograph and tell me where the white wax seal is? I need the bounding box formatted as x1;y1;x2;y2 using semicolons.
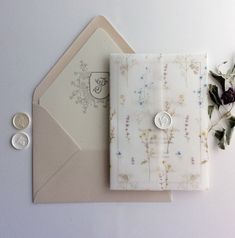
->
12;112;30;130
11;132;30;150
154;111;172;129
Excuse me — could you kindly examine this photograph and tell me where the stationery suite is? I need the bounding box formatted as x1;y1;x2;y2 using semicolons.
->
32;16;209;204
110;54;209;190
32;16;171;203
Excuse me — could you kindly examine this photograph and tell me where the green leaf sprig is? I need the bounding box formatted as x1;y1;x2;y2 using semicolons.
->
208;61;235;149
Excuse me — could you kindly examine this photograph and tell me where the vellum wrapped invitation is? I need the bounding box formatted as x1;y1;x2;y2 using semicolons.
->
110;54;209;190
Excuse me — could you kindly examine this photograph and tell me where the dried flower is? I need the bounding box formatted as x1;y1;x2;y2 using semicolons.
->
221;88;235;105
217;61;230;76
208;60;235;149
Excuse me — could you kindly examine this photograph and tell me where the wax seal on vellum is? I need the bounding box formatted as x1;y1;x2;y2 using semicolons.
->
154;111;172;130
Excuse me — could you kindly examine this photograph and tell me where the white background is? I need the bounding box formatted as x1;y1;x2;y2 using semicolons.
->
1;0;235;237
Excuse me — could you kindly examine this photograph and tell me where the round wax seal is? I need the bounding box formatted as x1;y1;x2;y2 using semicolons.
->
11;132;30;150
12;112;30;130
154;111;172;130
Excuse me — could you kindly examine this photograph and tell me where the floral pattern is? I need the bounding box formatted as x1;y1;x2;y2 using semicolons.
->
139;128;158;181
110;54;209;191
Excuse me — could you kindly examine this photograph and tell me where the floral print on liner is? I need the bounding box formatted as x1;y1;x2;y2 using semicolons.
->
110;53;209;191
70;60;109;113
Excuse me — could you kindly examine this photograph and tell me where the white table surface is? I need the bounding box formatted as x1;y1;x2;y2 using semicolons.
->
1;0;235;237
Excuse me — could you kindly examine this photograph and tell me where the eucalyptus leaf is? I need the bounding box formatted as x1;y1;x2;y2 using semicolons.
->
208;105;214;119
215;128;226;150
208;84;222;108
210;71;226;92
226;127;233;145
227;116;235;128
226;116;235;145
218;141;225;150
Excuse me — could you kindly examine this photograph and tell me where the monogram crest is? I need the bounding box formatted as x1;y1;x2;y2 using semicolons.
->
70;61;109;113
89;72;109;99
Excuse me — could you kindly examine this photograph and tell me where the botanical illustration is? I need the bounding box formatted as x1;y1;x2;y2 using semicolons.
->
139;128;158;181
125;115;131;142
174;55;201;85
184;115;190;141
158;171;165;190
119;94;126;105
114;55;137;85
158;160;173;189
134;82;154;107
177;94;185;105
70;60;109;113
199;131;209;154
118;174;137;189
162;101;176;154
179;174;200;190
134;68;155;108
163;63;169;90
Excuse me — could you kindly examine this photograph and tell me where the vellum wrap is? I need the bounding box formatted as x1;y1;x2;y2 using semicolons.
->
110;54;209;190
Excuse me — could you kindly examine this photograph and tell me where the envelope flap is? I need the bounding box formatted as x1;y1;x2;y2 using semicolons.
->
34;150;171;203
33;104;80;199
33;15;134;104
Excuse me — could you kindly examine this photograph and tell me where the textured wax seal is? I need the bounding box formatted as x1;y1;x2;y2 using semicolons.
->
11;132;30;150
12;112;30;130
154;111;172;130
